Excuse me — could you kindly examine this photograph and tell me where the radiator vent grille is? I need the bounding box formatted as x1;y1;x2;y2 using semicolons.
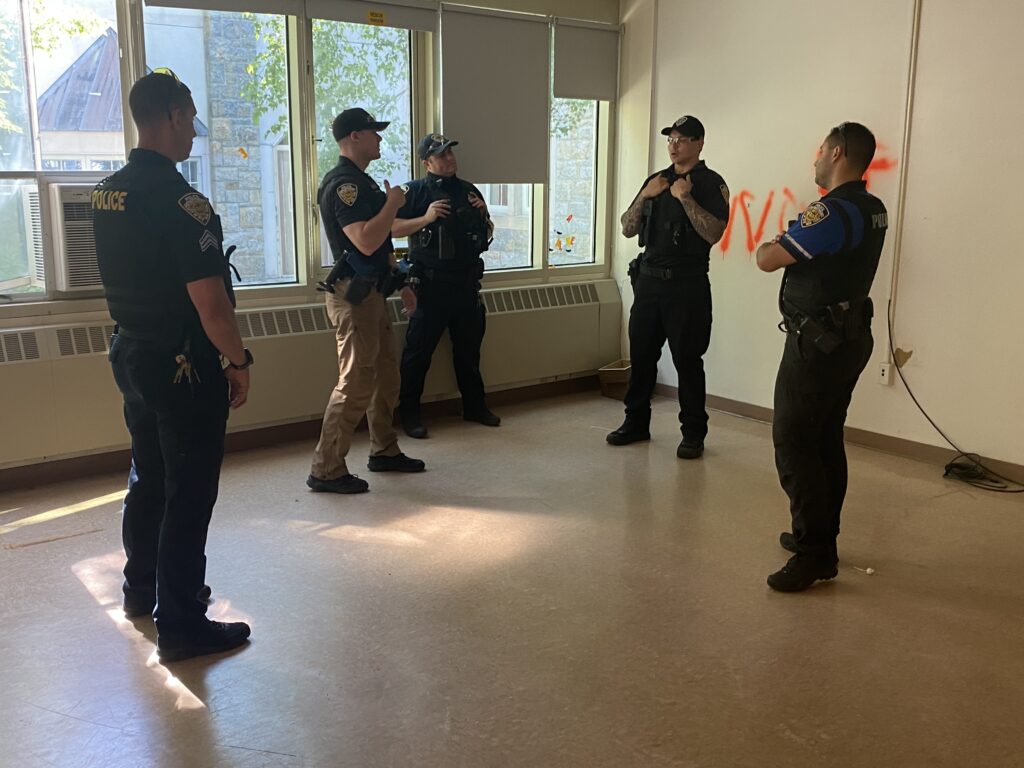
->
236;305;330;340
482;282;598;315
0;331;42;364
55;324;116;357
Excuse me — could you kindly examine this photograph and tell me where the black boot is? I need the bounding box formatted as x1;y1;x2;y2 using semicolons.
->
767;555;838;592
606;418;650;446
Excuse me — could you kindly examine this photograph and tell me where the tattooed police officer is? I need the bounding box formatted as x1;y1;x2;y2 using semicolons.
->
608;115;730;460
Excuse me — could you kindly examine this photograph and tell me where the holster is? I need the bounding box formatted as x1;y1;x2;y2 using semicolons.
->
627;255;641;288
343;275;376;305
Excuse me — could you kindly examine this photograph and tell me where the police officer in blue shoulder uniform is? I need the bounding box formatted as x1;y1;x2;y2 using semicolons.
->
93;71;251;661
307;108;425;494
391;133;499;439
756;122;888;592
609;116;730;459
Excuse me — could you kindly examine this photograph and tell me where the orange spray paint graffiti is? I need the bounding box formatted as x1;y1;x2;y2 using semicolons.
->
718;143;897;256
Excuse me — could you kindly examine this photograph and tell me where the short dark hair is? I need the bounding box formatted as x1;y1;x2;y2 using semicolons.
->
128;72;193;128
826;122;876;175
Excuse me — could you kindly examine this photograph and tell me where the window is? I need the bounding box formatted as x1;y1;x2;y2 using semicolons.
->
0;6;613;305
42;159;84;171
0;179;43;298
548;98;598;266
89;158;125;172
479;183;532;271
1;1;126;173
310;19;412;266
178;157;202;191
143;6;296;286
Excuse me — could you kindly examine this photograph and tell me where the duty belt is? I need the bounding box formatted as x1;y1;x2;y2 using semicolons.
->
419;267;477;283
780;297;873;338
639;263;704;281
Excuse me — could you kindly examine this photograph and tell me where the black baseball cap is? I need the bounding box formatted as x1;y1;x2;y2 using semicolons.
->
418;133;459;161
332;108;390;140
660;115;705;139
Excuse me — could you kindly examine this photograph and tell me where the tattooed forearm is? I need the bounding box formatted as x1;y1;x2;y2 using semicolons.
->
620;194;645;238
679;195;728;245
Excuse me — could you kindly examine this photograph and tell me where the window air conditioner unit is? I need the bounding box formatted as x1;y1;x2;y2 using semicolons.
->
49;182;102;292
20;186;46;289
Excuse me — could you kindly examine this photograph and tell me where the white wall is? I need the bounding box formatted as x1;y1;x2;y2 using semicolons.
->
615;0;1024;465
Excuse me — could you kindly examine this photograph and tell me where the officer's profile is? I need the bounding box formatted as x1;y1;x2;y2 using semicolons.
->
756;121;888;592
92;69;252;662
306;107;426;495
390;132;500;439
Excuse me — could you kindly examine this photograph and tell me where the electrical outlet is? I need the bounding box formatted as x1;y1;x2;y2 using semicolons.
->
878;362;893;386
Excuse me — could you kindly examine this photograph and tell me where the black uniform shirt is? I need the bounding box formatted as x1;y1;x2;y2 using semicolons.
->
638;160;730;273
319;155;393;276
396;173;491;271
93;148;231;351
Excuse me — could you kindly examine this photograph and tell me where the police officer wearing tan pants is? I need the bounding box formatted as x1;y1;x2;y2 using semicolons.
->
308;108;425;494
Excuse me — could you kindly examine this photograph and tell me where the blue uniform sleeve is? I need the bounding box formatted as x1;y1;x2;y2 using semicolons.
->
779;199;863;262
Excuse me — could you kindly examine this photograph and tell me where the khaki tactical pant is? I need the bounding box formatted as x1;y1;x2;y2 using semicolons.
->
310;282;401;479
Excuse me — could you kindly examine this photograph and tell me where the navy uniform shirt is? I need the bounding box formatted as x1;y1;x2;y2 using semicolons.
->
319;156;393;276
396;173;491;271
638;160;730;272
93;148;231;353
778;180;888;313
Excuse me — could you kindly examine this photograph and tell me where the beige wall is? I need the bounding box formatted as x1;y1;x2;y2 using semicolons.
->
612;0;655;354
613;0;1024;465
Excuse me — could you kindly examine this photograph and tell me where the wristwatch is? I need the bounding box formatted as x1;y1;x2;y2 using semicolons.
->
226;348;254;370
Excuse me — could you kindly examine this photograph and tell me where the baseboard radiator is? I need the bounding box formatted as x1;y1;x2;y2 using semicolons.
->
0;279;621;469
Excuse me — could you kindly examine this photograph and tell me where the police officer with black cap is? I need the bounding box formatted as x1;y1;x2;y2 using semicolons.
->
608;115;730;459
391;133;499;439
756;122;888;592
307;108;425;494
93;70;251;661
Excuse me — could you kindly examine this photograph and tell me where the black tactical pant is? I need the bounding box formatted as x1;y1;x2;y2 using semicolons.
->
623;273;712;441
772;330;873;563
109;334;227;633
399;275;487;418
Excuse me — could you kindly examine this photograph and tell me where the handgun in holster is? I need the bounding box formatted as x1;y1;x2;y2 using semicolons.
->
794;313;842;354
317;258;348;294
627;254;642;288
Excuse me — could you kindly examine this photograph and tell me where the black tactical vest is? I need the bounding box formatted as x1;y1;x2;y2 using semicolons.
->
640;164;723;276
410;175;490;270
782;180;888;314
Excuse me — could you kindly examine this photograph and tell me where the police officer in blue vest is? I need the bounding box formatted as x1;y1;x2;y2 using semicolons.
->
756;122;888;592
609;116;730;459
93;71;251;661
391;133;499;439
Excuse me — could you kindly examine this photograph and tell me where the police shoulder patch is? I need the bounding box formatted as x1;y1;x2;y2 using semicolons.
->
178;192;212;225
338;183;358;206
800;201;830;228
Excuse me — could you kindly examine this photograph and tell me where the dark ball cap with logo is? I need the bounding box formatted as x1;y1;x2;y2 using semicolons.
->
418;133;459;161
332;108;390;141
660;115;705;139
